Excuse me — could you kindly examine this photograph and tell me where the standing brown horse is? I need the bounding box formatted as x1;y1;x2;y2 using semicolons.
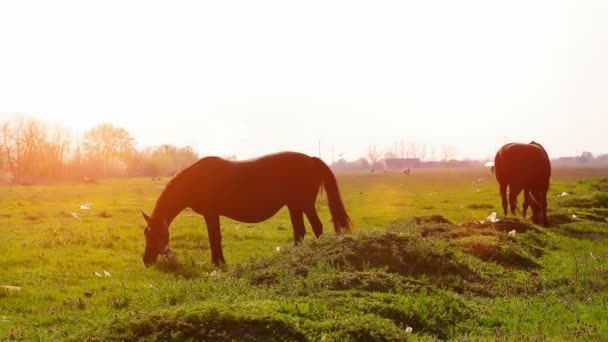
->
493;141;551;226
142;151;352;267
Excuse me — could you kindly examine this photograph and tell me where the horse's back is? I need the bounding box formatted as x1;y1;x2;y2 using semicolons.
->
182;152;324;219
494;142;550;188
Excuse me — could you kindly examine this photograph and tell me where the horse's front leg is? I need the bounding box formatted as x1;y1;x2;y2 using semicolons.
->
204;214;225;266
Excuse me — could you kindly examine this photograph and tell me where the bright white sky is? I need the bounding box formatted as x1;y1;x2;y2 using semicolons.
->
1;0;606;162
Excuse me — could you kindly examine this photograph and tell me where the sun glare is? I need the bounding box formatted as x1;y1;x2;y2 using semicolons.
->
1;1;607;161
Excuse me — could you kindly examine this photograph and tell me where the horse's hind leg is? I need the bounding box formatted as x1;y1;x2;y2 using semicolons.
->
508;186;521;216
203;214;225;266
288;206;306;244
500;183;508;215
304;206;323;238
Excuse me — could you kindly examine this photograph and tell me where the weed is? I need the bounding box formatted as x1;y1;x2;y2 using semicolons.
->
97;210;112;218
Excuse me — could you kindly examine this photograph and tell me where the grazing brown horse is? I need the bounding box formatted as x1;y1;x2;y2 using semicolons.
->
142;151;352;267
493;141;551;226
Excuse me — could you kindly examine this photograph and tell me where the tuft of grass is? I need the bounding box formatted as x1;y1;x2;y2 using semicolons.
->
467;203;495;210
97;210;112;218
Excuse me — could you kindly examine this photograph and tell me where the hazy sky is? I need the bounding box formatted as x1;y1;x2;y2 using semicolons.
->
1;1;606;162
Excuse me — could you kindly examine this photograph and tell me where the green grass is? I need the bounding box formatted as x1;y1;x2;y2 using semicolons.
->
1;168;608;340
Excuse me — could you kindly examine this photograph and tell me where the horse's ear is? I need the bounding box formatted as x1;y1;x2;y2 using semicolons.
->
141;211;152;225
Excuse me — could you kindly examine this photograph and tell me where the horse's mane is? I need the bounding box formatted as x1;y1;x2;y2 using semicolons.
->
151;163;196;220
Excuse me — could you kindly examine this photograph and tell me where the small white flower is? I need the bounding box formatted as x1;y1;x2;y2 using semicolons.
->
210;270;218;277
405;326;413;333
508;230;516;236
103;270;111;277
275;246;281;252
94;272;102;277
572;214;577;219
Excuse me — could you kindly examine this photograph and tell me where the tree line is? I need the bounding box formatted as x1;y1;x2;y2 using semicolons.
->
0;118;198;184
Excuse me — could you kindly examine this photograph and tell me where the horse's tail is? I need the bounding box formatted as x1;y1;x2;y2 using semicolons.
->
313;157;352;235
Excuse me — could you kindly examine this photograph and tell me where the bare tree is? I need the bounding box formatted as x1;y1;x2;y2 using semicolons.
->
441;144;457;161
384;142;397;160
407;141;417;158
45;125;72;179
398;140;407;159
418;143;427;161
82;123;135;177
367;145;383;171
0;120;14;175
429;144;437;161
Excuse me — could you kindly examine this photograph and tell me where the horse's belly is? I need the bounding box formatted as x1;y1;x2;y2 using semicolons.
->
219;199;285;223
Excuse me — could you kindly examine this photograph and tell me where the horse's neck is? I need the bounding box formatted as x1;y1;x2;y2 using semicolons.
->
152;189;187;226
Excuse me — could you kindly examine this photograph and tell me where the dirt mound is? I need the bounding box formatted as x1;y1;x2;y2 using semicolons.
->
405;214;454;225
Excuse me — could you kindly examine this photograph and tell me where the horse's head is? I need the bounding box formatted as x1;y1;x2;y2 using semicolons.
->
142;212;171;267
527;191;546;227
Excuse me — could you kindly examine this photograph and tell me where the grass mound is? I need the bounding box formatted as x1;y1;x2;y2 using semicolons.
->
555;221;608;241
89;302;306;342
235;229;500;296
388;215;549;270
560;192;608;209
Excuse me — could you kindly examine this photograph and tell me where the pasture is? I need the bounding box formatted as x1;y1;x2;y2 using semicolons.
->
1;167;608;340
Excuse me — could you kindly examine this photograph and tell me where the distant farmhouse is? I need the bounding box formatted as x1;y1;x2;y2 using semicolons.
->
384;158;421;169
382;158;483;169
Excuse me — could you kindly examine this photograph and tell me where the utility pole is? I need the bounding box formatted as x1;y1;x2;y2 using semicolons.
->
318;140;321;159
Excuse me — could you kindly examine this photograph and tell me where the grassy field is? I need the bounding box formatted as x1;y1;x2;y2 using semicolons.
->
1;167;608;340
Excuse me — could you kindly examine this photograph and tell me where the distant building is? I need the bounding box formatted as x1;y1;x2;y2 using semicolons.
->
384;158;421;169
553;157;578;165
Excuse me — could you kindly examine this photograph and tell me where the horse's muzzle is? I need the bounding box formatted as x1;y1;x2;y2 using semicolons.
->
143;245;172;267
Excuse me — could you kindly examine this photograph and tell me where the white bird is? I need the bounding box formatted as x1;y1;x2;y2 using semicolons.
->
103;270;111;277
